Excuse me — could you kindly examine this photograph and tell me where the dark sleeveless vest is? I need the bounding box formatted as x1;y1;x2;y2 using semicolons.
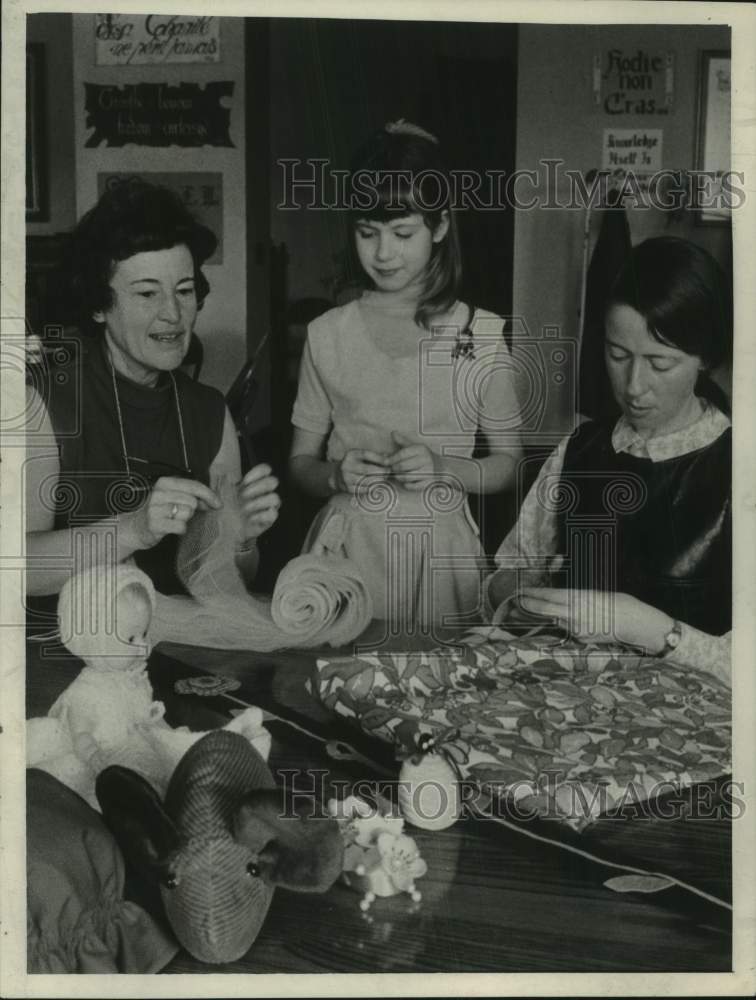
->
37;335;226;598
552;419;731;635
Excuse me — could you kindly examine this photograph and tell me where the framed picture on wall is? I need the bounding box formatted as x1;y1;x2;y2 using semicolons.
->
695;49;731;225
26;43;48;222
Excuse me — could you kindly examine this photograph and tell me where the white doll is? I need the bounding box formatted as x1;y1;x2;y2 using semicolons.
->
27;565;271;811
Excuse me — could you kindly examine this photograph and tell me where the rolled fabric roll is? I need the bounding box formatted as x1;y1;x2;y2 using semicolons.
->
150;490;372;650
152;557;371;651
271;553;373;648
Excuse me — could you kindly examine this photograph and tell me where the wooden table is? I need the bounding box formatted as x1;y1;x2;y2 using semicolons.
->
26;631;732;974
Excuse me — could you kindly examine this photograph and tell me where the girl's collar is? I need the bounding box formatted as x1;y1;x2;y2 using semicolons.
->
361;285;423;313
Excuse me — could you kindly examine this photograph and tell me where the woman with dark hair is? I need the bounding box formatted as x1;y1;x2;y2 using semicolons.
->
487;237;732;683
26;179;280;599
289;121;523;627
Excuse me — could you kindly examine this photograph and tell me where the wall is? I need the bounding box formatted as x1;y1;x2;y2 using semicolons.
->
71;14;247;393
29;19;733;409
269;18;518;309
514;23;732;431
26;14;76;236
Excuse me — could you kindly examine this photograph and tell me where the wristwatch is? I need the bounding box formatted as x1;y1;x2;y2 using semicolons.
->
658;620;683;658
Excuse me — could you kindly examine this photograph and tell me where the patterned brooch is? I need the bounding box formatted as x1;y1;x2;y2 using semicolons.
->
451;325;475;361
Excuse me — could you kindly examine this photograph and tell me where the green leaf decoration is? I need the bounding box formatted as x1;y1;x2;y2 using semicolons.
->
318;660;372;683
360;707;398;731
603;874;674;894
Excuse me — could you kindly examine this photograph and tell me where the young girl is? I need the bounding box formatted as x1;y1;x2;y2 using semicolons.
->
289;121;523;630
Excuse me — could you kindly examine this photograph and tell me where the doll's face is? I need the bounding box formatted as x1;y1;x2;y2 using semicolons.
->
108;588;152;668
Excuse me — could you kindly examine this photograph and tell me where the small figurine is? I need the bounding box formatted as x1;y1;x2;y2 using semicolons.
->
26;565;270;811
327;795;427;912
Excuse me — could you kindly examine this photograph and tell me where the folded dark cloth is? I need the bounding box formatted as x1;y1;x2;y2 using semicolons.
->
27;768;178;973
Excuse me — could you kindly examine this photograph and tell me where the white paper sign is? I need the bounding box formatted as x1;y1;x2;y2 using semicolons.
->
94;13;220;66
602;128;663;170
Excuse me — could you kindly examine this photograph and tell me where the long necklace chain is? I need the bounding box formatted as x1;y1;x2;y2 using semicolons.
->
108;356;189;477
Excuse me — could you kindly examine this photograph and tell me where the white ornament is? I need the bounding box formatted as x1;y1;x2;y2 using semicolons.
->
398;752;462;831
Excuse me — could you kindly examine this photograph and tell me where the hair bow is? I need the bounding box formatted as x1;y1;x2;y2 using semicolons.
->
384;119;439;145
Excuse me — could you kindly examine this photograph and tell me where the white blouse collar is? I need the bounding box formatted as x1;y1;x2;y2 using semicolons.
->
611;402;731;461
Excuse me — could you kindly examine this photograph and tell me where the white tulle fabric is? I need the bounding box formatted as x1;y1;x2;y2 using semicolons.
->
150;479;373;651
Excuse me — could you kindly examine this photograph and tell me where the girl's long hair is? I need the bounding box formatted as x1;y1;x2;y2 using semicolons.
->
344;124;462;328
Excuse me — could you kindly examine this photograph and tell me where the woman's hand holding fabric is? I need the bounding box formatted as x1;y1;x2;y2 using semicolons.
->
238;463;281;540
387;431;439;490
518;587;673;654
126;476;222;550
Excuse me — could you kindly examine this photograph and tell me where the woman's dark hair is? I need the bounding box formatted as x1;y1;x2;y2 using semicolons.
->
68;178;218;336
344;123;462;328
607;236;733;409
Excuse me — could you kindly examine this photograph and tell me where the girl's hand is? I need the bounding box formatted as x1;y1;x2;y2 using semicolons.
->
518;587;673;653
125;476;221;550
387;431;439;490
335;450;389;494
238;463;281;540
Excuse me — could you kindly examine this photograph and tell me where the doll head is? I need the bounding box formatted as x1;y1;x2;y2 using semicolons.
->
58;565;156;671
112;581;153;668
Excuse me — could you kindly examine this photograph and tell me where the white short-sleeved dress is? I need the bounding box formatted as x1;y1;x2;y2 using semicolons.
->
292;291;521;630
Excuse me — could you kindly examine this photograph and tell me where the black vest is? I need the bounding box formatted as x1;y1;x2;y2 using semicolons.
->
36;336;226;597
553;420;731;635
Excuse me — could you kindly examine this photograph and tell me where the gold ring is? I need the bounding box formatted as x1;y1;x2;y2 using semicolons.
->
170;503;179;519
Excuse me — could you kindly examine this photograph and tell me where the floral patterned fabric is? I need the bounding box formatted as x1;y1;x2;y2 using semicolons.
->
314;627;731;830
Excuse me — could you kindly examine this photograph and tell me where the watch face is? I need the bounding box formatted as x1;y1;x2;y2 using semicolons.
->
666;626;682;648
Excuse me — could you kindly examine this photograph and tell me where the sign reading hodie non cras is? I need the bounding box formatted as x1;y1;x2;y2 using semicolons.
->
84;82;234;147
593;48;674;115
95;13;220;66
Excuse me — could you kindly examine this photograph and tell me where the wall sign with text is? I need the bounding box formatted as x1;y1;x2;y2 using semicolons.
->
83;82;234;147
98;172;224;263
593;49;675;115
602;128;663;170
95;14;220;66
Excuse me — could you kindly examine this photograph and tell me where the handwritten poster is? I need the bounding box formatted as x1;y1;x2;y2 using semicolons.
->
593;49;674;115
98;172;224;263
602;128;663;169
95;14;220;66
83;82;234;147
